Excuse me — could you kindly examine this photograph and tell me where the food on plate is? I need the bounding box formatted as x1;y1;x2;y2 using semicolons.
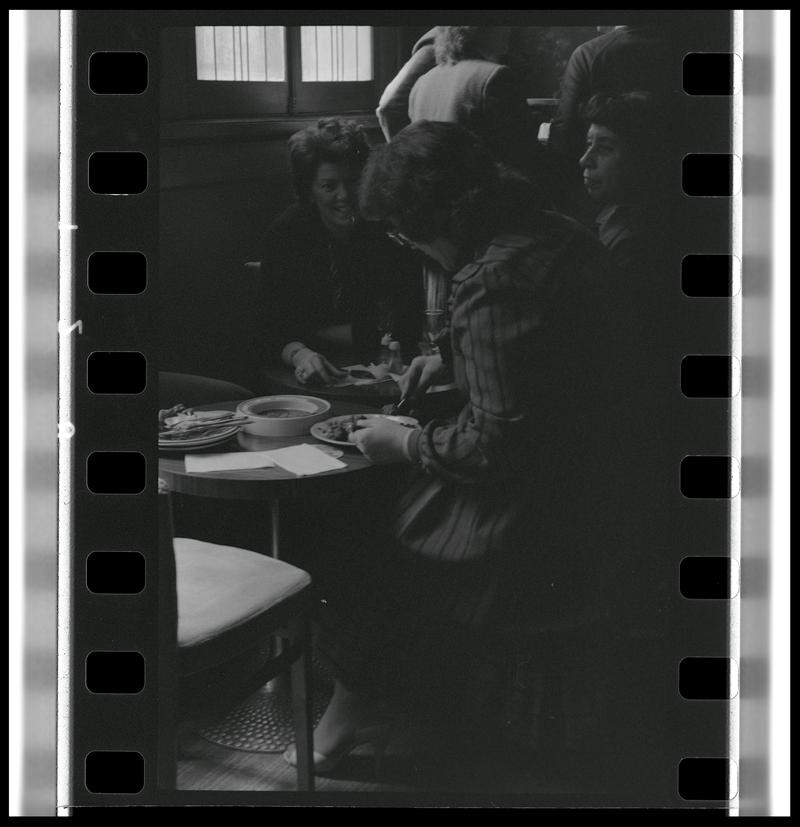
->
158;404;241;441
158;403;192;426
314;414;419;443
314;414;367;442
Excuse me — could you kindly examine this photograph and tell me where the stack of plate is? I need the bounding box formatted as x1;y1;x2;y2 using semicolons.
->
158;409;243;452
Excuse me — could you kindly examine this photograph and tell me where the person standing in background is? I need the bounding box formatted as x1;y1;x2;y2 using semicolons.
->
408;26;548;190
376;28;437;141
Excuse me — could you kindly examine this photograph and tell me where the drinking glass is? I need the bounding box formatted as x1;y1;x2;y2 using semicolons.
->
423;309;446;355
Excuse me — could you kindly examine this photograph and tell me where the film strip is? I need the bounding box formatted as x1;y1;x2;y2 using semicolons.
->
60;10;740;809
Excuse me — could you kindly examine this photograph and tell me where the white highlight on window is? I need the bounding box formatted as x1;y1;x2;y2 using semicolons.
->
300;26;372;82
196;26;286;82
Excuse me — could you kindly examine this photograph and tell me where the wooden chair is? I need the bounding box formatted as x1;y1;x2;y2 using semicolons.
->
157;480;315;791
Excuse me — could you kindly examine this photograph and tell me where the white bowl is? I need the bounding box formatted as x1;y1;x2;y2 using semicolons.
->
236;395;332;437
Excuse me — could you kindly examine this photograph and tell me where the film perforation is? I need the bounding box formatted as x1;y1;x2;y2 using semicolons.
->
86;550;147;594
85;650;146;694
89;51;149;95
87;251;148;294
86;451;146;495
88;151;148;195
87;351;147;394
682;53;737;96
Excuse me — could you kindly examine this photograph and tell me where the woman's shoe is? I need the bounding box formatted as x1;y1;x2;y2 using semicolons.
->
283;722;393;777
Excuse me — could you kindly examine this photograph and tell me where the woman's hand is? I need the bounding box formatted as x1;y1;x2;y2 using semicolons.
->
397;353;444;399
348;417;414;464
292;348;346;386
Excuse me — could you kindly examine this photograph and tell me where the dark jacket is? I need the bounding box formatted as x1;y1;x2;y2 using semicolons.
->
259;203;423;364
550;26;671;164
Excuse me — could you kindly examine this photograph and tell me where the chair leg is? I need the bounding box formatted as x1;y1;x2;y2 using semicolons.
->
289;616;314;792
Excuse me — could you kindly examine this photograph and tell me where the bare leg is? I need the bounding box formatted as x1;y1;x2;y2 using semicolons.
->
312;679;379;757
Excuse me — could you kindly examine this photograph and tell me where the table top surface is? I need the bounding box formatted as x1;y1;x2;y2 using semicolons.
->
159;399;385;500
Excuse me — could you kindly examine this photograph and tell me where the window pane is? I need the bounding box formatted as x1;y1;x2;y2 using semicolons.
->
265;26;286;81
195;27;217;80
195;26;285;82
214;27;235;80
300;26;372;81
246;27;266;81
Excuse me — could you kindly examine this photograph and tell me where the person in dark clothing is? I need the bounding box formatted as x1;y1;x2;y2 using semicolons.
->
579;90;667;274
259;118;422;386
548;26;672;222
284;122;634;774
550;26;671;163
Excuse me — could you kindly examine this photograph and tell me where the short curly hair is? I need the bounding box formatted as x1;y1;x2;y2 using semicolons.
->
582;91;665;196
582;91;658;148
287;118;372;202
434;26;490;64
359;120;540;245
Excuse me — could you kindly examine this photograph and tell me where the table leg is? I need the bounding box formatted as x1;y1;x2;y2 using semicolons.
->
271;498;281;561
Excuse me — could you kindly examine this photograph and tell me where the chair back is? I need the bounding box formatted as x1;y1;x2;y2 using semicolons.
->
158;372;254;409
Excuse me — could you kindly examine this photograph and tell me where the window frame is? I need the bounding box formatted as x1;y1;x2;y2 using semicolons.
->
184;27;290;117
178;25;399;119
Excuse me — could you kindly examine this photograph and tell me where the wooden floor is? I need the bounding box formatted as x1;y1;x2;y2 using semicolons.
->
177;721;595;796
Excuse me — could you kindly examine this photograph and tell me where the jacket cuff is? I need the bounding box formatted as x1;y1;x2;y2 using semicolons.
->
403;427;423;465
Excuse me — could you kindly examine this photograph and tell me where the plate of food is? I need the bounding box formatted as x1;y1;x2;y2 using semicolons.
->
158;404;245;451
310;413;420;448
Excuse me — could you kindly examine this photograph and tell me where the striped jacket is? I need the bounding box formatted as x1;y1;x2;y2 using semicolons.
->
396;211;625;626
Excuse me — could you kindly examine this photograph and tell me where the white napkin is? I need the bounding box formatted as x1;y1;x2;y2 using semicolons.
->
264;444;346;476
185;451;276;474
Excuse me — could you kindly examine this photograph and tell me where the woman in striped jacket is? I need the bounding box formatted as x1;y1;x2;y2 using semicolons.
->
285;121;636;773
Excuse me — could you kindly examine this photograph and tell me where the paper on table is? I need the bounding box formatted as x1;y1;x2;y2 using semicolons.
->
185;451;276;474
266;443;346;476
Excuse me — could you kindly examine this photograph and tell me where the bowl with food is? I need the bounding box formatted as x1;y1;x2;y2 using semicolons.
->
236;395;332;437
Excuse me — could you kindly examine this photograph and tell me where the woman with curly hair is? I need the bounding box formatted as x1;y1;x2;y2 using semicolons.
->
284;121;632;774
408;27;545;187
260;118;422;385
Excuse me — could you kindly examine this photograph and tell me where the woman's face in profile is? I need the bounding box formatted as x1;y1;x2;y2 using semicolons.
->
579;124;630;205
310;161;361;233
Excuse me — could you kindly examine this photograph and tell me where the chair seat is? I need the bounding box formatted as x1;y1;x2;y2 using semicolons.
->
174;537;311;649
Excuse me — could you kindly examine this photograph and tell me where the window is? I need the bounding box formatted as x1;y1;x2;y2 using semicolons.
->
300;26;372;82
183;25;383;118
195;26;286;82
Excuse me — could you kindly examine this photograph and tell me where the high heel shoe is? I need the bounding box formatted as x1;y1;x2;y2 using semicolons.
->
283;722;393;777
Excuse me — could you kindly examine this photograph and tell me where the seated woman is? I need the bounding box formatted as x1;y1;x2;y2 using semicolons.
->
579;91;666;273
260;118;422;386
284;122;631;773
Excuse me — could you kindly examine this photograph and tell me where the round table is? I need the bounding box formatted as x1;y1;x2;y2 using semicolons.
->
159;399;390;751
262;364;401;406
261;364;461;419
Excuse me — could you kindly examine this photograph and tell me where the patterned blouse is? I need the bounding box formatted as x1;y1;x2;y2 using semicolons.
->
396;210;621;627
